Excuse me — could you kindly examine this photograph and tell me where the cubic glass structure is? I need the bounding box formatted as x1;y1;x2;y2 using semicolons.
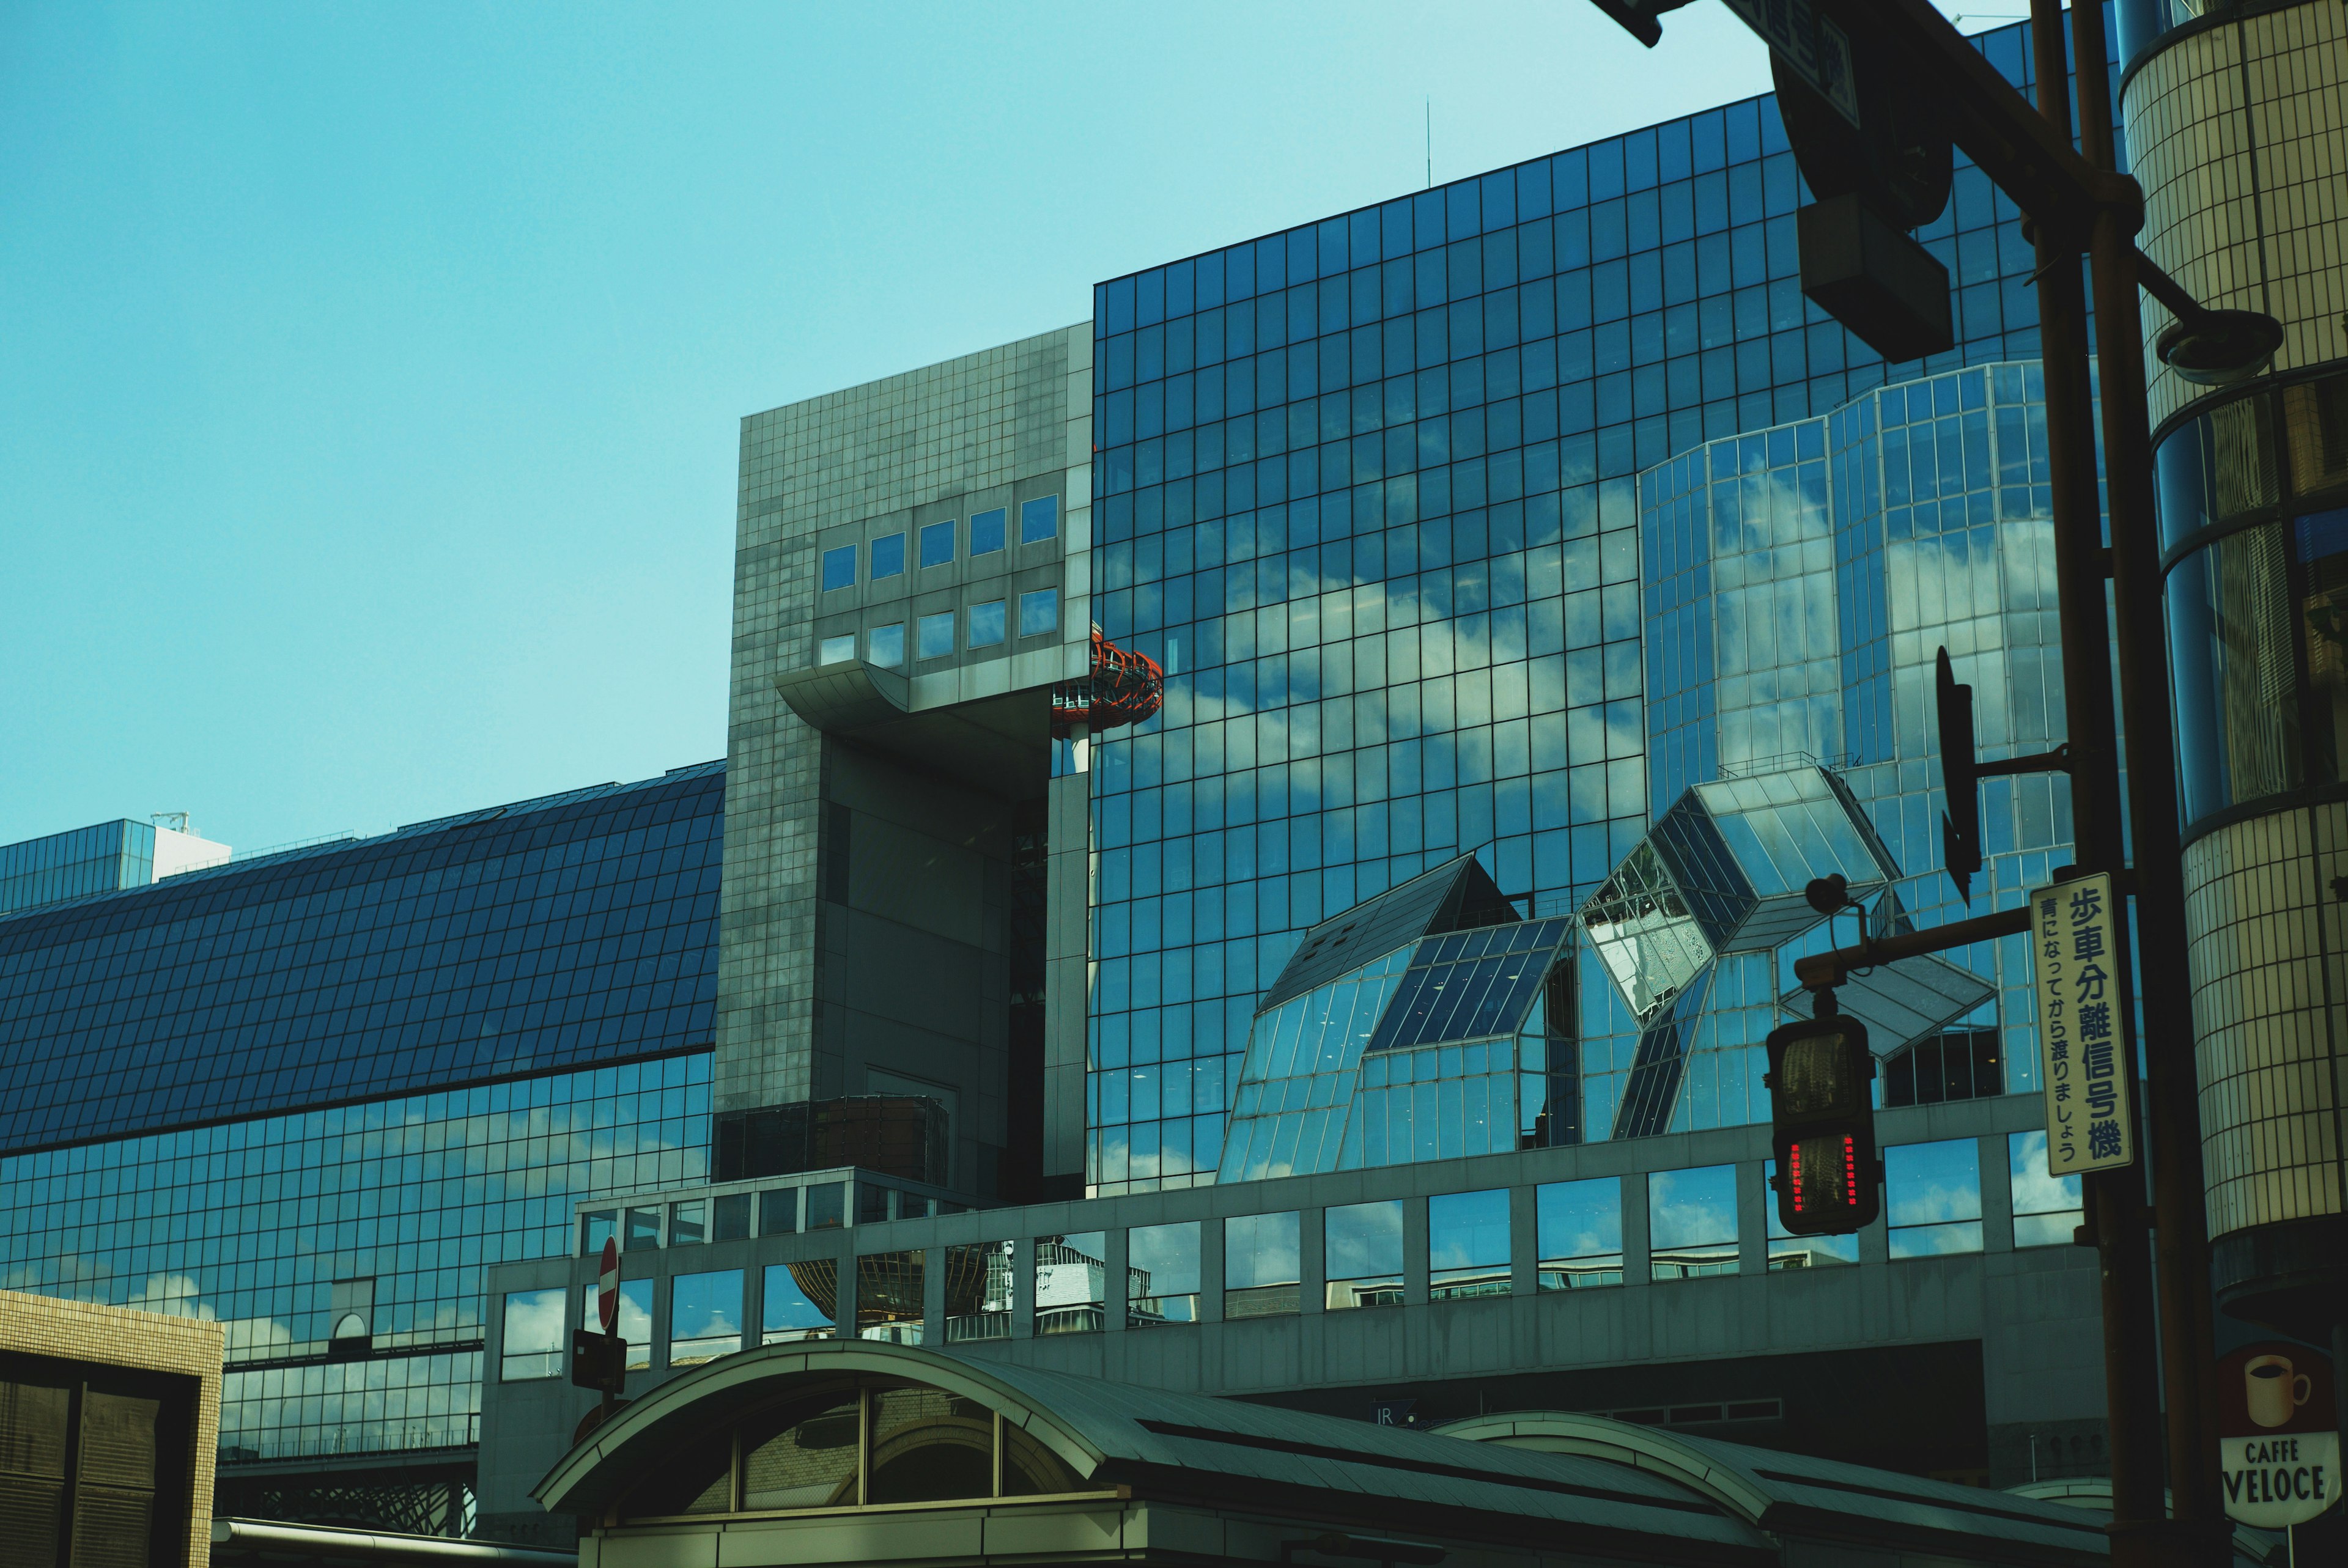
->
1218;855;1575;1181
1084;21;2073;1193
0;763;723;1522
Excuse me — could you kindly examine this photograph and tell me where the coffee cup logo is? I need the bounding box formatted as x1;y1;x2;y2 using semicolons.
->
2246;1355;2313;1429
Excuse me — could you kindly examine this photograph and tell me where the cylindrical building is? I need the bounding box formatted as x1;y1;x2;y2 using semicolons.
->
2121;0;2348;1339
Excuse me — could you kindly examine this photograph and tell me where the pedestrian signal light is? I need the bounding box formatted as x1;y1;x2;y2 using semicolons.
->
1765;1014;1882;1235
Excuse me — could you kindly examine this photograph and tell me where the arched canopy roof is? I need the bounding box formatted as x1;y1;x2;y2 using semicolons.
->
1434;1411;2118;1564
536;1342;1771;1562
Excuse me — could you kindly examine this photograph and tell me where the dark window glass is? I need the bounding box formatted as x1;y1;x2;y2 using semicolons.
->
821;546;856;591
1022;496;1060;543
970;509;1006;556
869;532;906;578
868;1386;994;1504
739;1393;860;1510
806;1183;845;1230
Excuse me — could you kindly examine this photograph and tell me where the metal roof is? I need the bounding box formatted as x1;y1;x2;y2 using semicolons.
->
1259;853;1520;1013
1435;1411;2132;1566
534;1340;1770;1563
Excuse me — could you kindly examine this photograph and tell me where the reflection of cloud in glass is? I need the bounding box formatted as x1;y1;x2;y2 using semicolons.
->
1225;1212;1301;1288
671;1271;742;1339
1885;1139;1982;1227
1648;1165;1738;1251
1538;1178;1622;1257
503;1288;567;1356
1128;1224;1199;1294
1326;1202;1403;1278
2006;1129;2083;1215
1430;1190;1510;1270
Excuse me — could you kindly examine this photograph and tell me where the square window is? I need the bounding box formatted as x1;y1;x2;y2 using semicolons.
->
1537;1177;1622;1288
1887;1139;1984;1258
969;600;1006;647
971;508;1006;556
1019;589;1058;638
2009;1130;2083;1247
868;623;906;668
821;545;857;591
1324;1201;1403;1309
920;521;956;568
871;532;906;579
819;633;857;665
1021;495;1060;543
917;613;956;660
1648;1165;1738;1279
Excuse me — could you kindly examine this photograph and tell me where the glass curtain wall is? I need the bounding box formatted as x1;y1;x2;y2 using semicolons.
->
1;1054;709;1463
1085;19;2076;1194
1606;362;2069;1137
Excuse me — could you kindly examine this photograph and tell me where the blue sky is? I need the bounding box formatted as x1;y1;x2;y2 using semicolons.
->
0;2;2004;852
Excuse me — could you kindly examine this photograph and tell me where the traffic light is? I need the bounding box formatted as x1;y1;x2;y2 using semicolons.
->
571;1327;625;1395
1764;1013;1881;1235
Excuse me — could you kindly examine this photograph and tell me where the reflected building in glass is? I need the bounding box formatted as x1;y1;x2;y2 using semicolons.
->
1080;57;2059;1187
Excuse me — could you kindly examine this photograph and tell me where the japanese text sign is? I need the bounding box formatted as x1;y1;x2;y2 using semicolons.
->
2031;871;2135;1176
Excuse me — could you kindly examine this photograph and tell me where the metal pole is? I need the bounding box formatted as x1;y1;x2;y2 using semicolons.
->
2021;5;2174;1562
2066;0;2229;1556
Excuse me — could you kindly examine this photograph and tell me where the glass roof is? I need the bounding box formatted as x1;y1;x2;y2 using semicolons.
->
1578;765;1900;1025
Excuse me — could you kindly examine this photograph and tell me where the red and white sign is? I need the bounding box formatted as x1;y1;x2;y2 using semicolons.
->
2217;1341;2338;1529
598;1237;620;1335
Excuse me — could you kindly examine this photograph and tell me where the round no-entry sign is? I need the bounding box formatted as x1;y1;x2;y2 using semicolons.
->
2217;1341;2339;1529
598;1237;619;1334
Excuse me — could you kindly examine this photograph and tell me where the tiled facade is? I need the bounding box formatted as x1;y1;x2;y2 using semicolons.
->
2180;805;2347;1238
2130;0;2348;1327
2124;0;2348;430
0;1286;226;1568
722;327;1096;1188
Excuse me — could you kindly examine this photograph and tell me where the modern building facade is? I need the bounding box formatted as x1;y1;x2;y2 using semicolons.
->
2118;0;2348;1356
0;815;229;917
0;763;725;1531
463;15;2159;1538
720;327;1099;1202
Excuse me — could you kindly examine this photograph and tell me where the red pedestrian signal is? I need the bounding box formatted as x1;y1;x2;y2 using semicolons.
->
1765;1014;1882;1235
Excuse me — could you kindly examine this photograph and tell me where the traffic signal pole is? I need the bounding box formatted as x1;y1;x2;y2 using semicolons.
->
1588;4;2250;1556
2061;3;2228;1555
2019;9;2179;1558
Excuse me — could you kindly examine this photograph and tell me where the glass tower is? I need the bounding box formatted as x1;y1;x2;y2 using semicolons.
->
1084;20;2076;1194
0;763;723;1523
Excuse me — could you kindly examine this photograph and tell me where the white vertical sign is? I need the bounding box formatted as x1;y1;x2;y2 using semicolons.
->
2031;870;2135;1176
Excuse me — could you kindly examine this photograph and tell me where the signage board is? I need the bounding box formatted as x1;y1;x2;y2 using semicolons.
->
598;1237;620;1334
1720;0;1859;127
2029;872;2135;1176
2217;1341;2339;1529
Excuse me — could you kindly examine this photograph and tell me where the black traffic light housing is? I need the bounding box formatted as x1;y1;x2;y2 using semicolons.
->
571;1327;625;1395
1764;1010;1882;1236
1935;647;1984;904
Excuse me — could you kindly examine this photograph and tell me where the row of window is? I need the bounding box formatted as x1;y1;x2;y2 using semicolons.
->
503;1133;2081;1378
820;497;1060;593
816;591;1059;668
579;1177;957;1257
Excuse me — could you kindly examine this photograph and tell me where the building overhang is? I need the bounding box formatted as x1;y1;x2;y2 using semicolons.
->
772;663;1051;800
